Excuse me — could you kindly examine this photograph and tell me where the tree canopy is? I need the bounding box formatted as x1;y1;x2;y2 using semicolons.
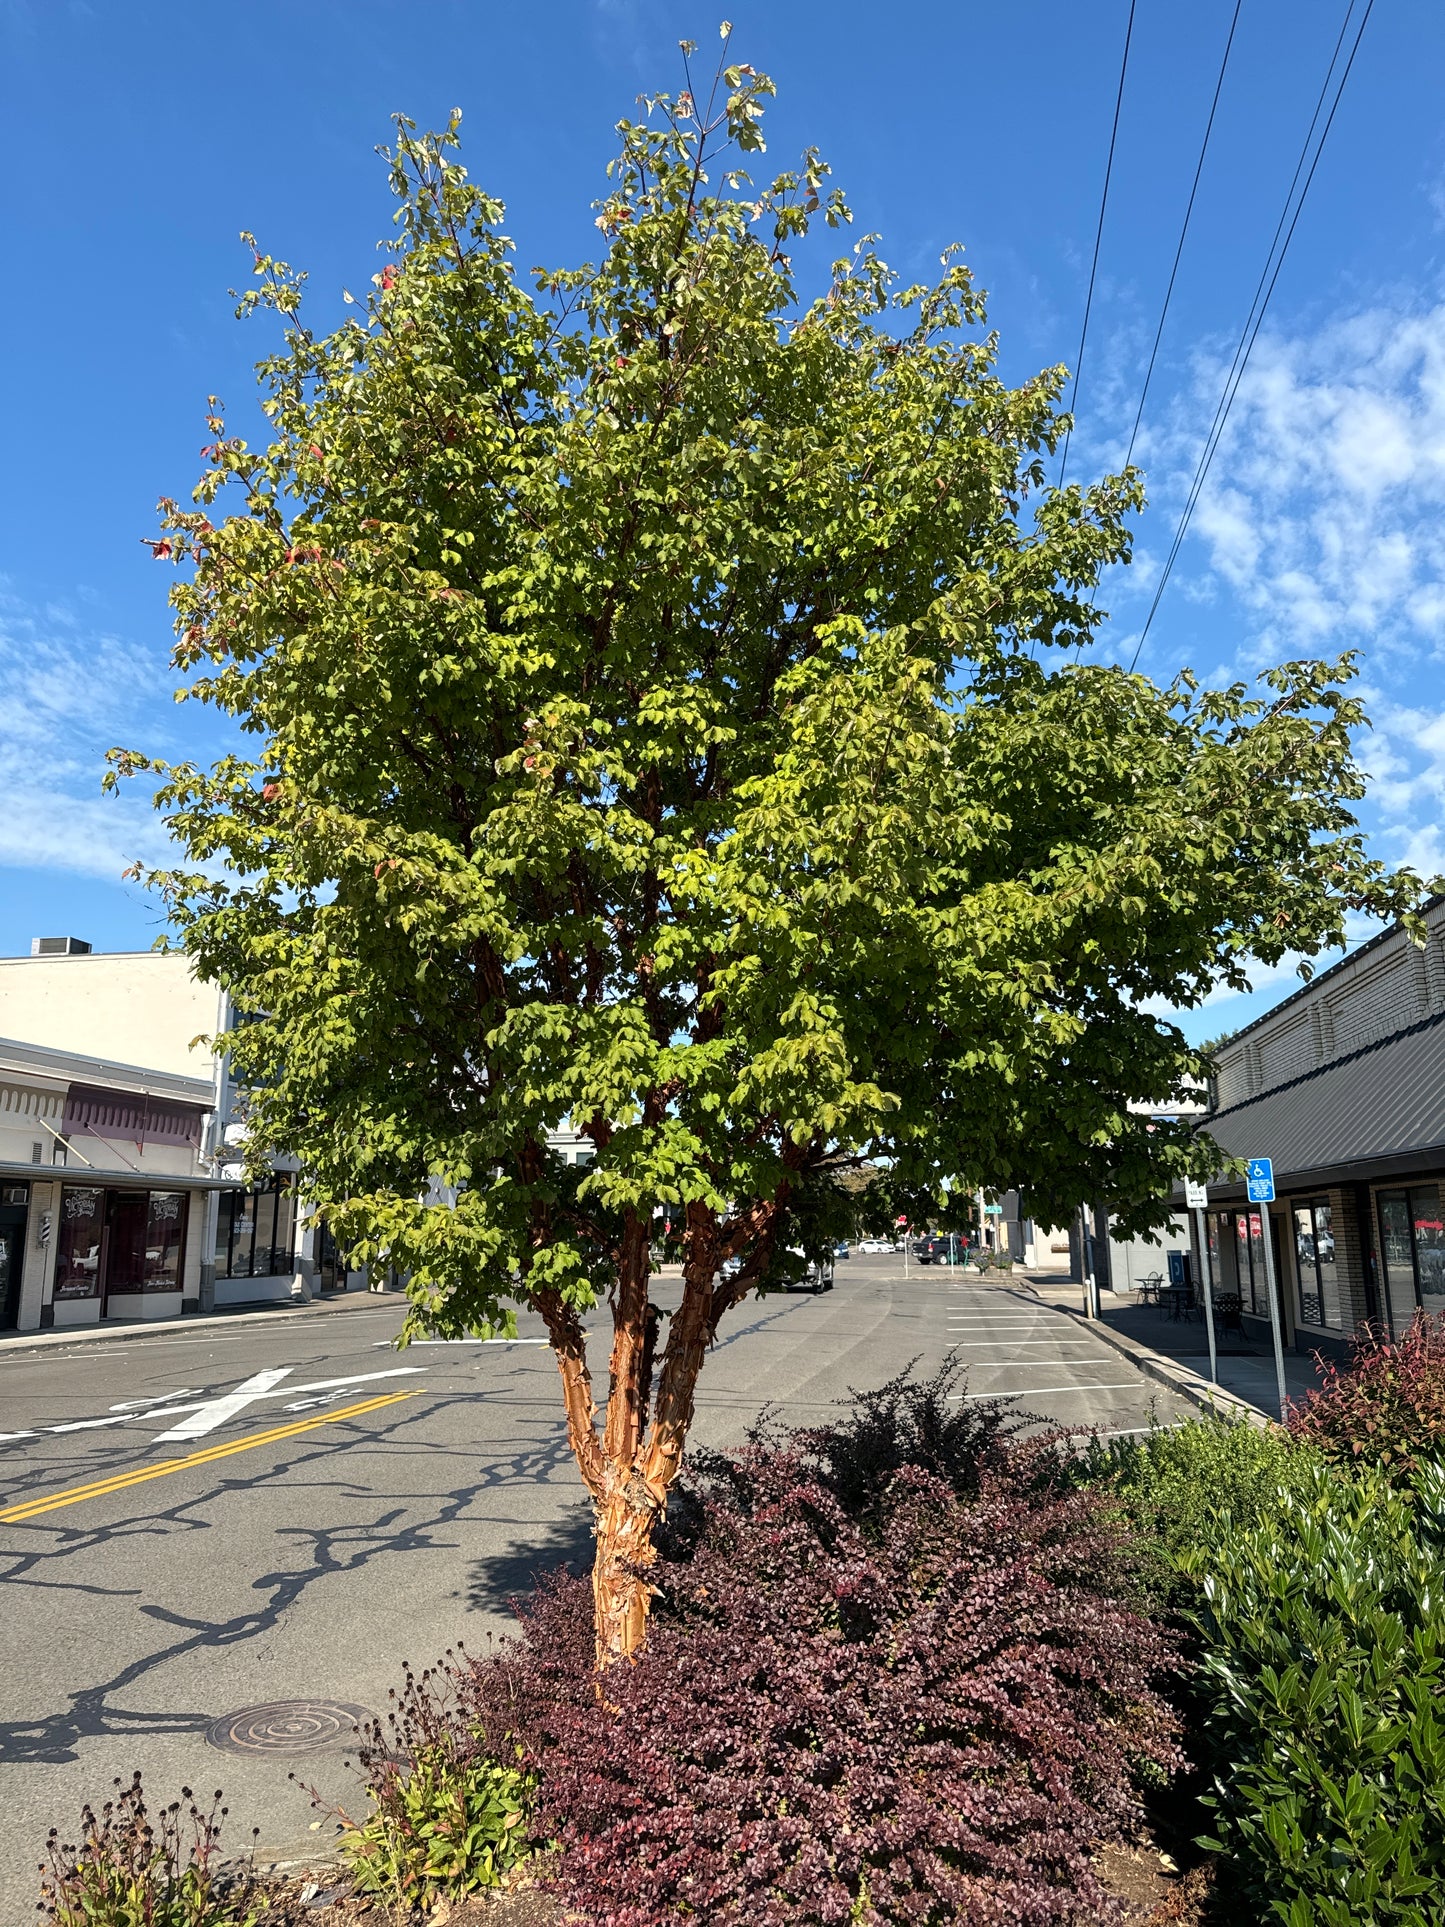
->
114;42;1420;1656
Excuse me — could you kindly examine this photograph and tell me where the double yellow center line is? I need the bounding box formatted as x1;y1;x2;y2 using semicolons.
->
0;1391;418;1525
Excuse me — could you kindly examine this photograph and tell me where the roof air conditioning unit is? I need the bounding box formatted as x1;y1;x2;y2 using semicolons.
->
30;937;92;956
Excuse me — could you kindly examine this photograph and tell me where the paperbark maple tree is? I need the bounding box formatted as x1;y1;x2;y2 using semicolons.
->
114;41;1419;1661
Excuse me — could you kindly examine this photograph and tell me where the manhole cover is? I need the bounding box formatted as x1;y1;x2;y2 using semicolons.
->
205;1700;373;1756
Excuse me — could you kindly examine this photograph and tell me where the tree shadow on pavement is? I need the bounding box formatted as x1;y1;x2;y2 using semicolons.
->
467;1504;594;1617
0;1395;577;1765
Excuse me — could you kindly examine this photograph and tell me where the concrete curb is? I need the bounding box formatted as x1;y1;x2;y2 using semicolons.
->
1001;1284;1273;1428
0;1293;404;1356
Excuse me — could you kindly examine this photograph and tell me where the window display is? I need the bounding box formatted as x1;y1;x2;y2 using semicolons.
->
55;1187;103;1299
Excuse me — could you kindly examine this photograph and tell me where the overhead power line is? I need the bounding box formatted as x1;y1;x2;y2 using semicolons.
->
1057;0;1138;492
1128;0;1376;670
1122;0;1244;472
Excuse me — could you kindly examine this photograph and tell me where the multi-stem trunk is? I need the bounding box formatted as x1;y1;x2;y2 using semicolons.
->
540;1200;771;1666
590;1210;660;1663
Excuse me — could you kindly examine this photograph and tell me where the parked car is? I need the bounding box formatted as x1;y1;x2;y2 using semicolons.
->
915;1235;950;1265
857;1238;891;1254
782;1246;836;1293
834;1240;851;1259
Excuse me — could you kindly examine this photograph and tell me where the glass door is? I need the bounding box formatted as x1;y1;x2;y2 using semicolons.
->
1378;1192;1419;1335
315;1218;339;1292
0;1218;23;1330
0;1187;27;1329
102;1191;147;1310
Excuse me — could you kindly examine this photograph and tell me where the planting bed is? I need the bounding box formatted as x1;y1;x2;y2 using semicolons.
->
41;1323;1445;1927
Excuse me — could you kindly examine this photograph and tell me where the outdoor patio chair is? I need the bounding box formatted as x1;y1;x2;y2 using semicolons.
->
1212;1292;1245;1336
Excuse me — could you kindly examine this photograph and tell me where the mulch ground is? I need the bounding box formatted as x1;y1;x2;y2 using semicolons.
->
1096;1842;1218;1925
251;1866;565;1927
251;1838;1215;1926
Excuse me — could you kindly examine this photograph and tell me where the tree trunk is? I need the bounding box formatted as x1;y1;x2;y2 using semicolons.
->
542;1199;784;1667
591;1474;662;1663
591;1211;660;1664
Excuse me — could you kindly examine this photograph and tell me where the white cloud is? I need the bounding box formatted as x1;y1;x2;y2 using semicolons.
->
1155;300;1445;651
0;590;181;881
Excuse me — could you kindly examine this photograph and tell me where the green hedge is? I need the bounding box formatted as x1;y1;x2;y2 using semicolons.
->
1086;1422;1445;1921
1082;1414;1314;1614
1182;1459;1445;1925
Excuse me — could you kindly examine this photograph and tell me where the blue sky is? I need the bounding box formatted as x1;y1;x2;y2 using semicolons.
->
3;0;1443;1043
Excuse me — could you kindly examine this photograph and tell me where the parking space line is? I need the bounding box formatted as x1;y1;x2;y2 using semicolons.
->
952;1384;1139;1401
946;1355;1118;1365
0;1391;419;1525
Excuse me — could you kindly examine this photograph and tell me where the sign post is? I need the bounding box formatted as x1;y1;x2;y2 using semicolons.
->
1247;1158;1289;1420
1185;1179;1217;1388
1079;1203;1100;1320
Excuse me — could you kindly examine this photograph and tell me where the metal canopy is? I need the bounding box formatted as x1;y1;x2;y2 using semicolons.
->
1200;1009;1445;1196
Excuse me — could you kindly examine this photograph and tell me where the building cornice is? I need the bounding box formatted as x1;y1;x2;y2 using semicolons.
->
0;1035;212;1106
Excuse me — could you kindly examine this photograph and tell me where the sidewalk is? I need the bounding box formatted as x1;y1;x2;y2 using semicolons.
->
0;1287;406;1355
1022;1272;1325;1421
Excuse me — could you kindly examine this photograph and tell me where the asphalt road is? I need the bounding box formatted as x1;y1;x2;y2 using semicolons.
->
0;1258;1192;1912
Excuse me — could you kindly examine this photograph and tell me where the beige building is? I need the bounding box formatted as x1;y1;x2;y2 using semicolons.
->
1189;896;1445;1361
0;940;352;1334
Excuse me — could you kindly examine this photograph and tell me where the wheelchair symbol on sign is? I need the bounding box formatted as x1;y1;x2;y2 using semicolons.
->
1245;1157;1275;1204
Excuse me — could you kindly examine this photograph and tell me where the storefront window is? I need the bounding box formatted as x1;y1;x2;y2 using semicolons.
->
104;1190;189;1294
214;1176;298;1280
213;1189;236;1278
1414;1194;1445;1319
1208;1208;1264;1314
1207;1212;1231;1288
1234;1213;1254;1311
145;1193;186;1288
251;1186;278;1274
1247;1210;1266;1317
1293;1197;1342;1328
55;1187;103;1299
53;1186;190;1302
1377;1188;1444;1332
231;1193;258;1276
274;1186;296;1273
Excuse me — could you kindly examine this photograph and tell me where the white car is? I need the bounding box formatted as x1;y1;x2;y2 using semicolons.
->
857;1238;894;1254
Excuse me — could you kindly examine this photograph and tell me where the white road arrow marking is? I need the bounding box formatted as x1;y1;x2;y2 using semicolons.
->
152;1368;295;1442
148;1366;426;1441
0;1367;430;1451
108;1390;207;1411
283;1369;424;1396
